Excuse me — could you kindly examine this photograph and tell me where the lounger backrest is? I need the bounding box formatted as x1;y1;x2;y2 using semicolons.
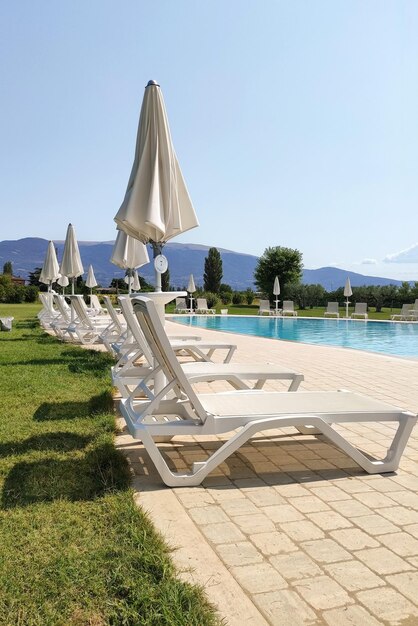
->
69;296;95;329
176;298;187;308
103;296;123;330
354;302;367;314
413;299;418;311
402;304;413;314
197;298;208;309
39;292;55;315
132;296;208;422
259;300;270;311
117;296;153;365
53;295;71;322
327;302;339;313
90;294;102;311
283;300;294;312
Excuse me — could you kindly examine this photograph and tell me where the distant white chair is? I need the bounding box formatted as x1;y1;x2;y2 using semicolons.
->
324;302;339;318
258;300;274;315
89;294;107;315
174;298;189;314
351;302;368;320
391;304;414;322
282;301;297;317
196;298;216;314
408;299;418;321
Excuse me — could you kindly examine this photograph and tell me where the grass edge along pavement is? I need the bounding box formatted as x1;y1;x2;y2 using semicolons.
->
0;304;220;626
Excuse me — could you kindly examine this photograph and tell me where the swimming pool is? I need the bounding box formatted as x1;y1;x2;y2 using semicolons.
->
172;316;418;359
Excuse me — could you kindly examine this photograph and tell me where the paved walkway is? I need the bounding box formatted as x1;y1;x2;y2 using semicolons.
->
115;320;418;626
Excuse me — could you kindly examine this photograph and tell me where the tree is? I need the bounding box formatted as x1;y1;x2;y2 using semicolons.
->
254;246;303;300
3;261;12;275
28;267;43;287
204;248;223;293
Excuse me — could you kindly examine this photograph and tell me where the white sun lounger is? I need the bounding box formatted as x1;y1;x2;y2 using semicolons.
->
117;296;417;486
324;302;339;318
282;300;297;317
111;296;304;398
351;302;368;320
196;298;216;314
391;304;414;322
258;300;274;316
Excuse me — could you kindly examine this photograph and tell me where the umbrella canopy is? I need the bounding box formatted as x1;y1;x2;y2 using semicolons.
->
114;80;199;246
110;230;149;270
60;224;84;295
344;278;353;297
57;274;69;287
39;241;60;289
273;276;280;296
187;274;196;293
86;265;98;289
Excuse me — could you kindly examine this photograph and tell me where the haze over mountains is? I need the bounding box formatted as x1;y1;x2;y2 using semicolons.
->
0;237;408;291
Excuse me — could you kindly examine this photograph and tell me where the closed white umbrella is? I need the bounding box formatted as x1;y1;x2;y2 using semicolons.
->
86;264;98;295
60;224;84;295
114;80;199;291
57;274;69;294
111;230;149;294
187;274;196;312
344;277;353;319
273;276;280;315
39;241;60;292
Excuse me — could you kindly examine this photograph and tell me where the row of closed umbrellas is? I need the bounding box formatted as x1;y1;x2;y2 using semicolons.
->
40;225;149;294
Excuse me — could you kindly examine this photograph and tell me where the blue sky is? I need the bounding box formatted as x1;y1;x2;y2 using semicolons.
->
1;1;418;280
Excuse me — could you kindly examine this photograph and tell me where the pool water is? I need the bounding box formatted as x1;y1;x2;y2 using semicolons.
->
172;316;418;359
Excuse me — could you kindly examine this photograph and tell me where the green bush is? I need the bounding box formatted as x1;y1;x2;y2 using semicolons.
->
232;291;244;305
245;288;255;305
203;292;219;309
24;285;39;302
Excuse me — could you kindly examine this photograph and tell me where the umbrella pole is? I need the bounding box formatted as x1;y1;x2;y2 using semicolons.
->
346;298;349;319
275;298;279;315
151;242;163;293
71;278;75;295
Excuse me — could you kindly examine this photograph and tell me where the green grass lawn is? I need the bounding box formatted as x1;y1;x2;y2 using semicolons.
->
0;304;219;626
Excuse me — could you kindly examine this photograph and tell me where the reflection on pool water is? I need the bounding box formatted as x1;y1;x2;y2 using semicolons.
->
172;316;418;359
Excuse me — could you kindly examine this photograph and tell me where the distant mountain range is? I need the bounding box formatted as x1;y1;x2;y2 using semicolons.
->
0;237;408;291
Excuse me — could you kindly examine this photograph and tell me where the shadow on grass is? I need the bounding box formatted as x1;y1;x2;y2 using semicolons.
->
1;441;130;509
33;391;114;421
0;432;93;458
4;348;114;376
15;320;38;330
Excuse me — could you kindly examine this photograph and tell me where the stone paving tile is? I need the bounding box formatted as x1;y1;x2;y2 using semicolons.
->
388;490;418;509
353;491;398;508
323;560;384;592
386;571;418;604
354;546;414;575
252;589;320;626
199;521;246;544
378;506;418;526
301;538;352;564
215;541;264;567
328;498;374;517
187;505;230;525
269;551;322;581
233;513;276;534
377;532;418;557
250;531;298;556
306;510;353;531
351;514;400;535
356;587;418;623
219;498;259;517
262;503;305;523
405;523;418;539
323;605;384;626
245;488;286;507
279;520;325;542
293;575;353;610
230;562;287;594
330;528;380;550
290;495;331;513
